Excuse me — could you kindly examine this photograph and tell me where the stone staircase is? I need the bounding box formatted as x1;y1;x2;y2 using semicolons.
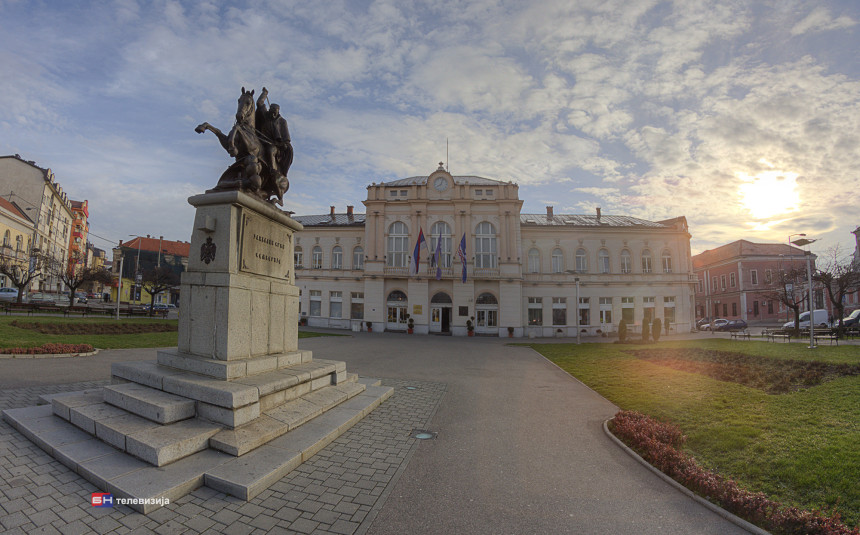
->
3;349;392;512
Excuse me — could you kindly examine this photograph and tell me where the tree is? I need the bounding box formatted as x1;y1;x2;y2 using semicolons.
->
619;319;628;342
755;267;808;336
0;248;48;303
813;245;860;336
652;318;662;342
141;266;180;316
47;252;113;304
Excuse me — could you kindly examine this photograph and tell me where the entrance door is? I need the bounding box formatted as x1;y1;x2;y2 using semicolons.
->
441;308;451;333
430;307;452;333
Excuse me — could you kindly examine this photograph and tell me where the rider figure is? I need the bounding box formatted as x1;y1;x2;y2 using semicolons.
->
256;87;293;202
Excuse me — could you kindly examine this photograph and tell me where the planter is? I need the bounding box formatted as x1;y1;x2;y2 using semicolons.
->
507;327;515;338
468;331;474;337
407;328;414;334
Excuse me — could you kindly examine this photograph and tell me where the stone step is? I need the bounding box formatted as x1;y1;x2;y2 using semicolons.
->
103;383;196;424
57;396;223;467
231;359;348;413
209;382;366;457
157;348;314;380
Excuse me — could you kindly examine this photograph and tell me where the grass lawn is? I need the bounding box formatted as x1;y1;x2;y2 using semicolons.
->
532;339;860;528
0;316;337;350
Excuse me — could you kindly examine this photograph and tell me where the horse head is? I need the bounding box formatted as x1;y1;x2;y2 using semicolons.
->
236;87;255;126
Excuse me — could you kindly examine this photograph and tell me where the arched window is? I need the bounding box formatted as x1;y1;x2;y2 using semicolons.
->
312;246;323;269
662;250;673;273
353;246;364;269
620;249;632;274
527;248;540;273
2;230;9;247
387;290;407;302
294;246;303;268
475;222;497;268
575;248;588;273
598;249;611;273
641;249;652;273
387;222;409;267
331;246;342;270
431;292;452;304
476;292;498;305
430;221;452;267
551;248;564;273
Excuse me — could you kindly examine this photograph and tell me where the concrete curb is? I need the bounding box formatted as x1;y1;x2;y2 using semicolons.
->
602;419;770;535
0;349;100;359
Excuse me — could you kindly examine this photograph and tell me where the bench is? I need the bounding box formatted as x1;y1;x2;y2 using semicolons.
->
812;329;838;346
64;306;89;317
730;330;751;340
33;304;62;314
766;331;791;343
4;302;33;315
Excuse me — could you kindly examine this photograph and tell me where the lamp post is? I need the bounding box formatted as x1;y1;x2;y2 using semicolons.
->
575;277;581;345
791;236;817;349
113;246;124;321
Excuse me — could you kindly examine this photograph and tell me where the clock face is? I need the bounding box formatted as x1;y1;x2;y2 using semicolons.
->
434;177;448;191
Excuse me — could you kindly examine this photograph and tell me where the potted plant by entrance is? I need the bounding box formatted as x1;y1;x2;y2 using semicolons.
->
366;321;372;332
466;317;475;336
507;326;515;338
407;315;414;334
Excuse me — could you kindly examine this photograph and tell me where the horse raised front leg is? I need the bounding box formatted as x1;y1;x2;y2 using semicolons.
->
195;123;233;153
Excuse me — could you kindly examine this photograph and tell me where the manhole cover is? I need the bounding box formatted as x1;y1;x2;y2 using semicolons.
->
411;429;437;440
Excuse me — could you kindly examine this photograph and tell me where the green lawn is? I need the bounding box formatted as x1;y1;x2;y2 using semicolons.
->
532;339;860;528
0;316;337;349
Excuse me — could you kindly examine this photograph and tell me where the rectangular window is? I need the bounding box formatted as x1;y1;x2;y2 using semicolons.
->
390;190;398;197
698;279;704;293
309;290;321;317
712;277;717;291
528;297;543;325
767;300;773;314
751;270;758;285
664;306;675;326
350;292;364;319
353;249;364;269
732;302;737;316
722;304;728;317
600;308;612;324
730;273;736;288
720;275;726;289
643;297;655;323
579;298;590;326
753;301;760;316
552;297;566;326
621;297;634;323
312;249;323;269
330;291;342;318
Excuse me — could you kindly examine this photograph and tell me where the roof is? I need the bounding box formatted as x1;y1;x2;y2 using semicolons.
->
293;214;367;227
519;213;668;228
122;236;190;257
692;239;808;268
0;197;32;224
381;175;508;187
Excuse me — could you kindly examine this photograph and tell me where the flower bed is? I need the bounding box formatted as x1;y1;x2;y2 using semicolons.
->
609;410;858;535
0;343;94;355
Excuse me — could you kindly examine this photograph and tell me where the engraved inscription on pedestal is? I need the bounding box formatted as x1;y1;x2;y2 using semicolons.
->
240;212;291;280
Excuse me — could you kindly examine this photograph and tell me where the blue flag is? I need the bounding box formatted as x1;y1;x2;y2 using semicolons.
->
412;228;426;274
434;230;442;280
456;234;467;282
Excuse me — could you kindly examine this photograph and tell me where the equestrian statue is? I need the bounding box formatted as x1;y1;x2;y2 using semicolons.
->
195;87;293;205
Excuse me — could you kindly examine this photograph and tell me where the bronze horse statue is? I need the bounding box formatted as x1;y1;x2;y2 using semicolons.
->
195;87;289;204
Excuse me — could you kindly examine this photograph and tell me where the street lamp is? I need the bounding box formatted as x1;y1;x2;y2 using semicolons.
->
129;235;143;304
112;245;124;321
791;236;817;349
575;277;581;345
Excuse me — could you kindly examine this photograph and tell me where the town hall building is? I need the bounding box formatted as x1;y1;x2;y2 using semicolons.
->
293;165;696;337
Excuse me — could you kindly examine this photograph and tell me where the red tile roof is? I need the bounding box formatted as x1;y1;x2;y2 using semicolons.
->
123;236;190;257
692;239;807;268
0;196;32;223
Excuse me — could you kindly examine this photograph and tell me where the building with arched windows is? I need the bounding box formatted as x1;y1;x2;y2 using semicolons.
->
293;165;696;337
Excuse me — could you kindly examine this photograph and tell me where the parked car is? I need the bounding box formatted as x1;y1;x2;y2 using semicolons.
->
783;309;830;330
27;293;56;304
696;317;710;330
719;319;748;332
0;287;19;302
701;318;728;331
74;292;88;304
840;309;860;328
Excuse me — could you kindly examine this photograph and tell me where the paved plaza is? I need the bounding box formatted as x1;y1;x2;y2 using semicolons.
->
0;334;754;534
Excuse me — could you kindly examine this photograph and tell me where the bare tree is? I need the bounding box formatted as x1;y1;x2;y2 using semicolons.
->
0;248;48;303
141;266;180;316
813;245;860;335
46;251;113;305
755;266;808;335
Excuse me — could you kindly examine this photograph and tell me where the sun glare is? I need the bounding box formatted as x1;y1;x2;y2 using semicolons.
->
737;169;800;220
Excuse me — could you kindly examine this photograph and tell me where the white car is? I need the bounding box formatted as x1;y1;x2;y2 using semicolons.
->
701;318;728;331
0;287;19;302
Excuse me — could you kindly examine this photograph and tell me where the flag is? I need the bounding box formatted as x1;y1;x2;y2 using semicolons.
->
412;228;426;274
434;229;442;280
456;233;467;282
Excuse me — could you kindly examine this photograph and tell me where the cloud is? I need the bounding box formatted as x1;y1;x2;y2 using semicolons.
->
790;7;856;36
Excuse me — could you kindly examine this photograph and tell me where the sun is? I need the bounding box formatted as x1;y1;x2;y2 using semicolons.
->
737;168;800;220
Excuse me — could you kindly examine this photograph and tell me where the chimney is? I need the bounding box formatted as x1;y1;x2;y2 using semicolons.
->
596;207;601;222
330;206;335;216
347;205;354;216
546;206;553;220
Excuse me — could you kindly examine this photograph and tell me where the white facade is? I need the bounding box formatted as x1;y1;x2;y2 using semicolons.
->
294;166;696;337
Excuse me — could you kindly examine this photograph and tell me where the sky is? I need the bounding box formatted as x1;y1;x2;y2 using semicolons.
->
1;0;859;257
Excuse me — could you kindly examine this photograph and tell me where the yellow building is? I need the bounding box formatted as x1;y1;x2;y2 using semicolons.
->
0;196;35;289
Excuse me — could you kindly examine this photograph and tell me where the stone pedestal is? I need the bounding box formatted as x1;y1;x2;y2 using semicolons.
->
2;190;393;513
